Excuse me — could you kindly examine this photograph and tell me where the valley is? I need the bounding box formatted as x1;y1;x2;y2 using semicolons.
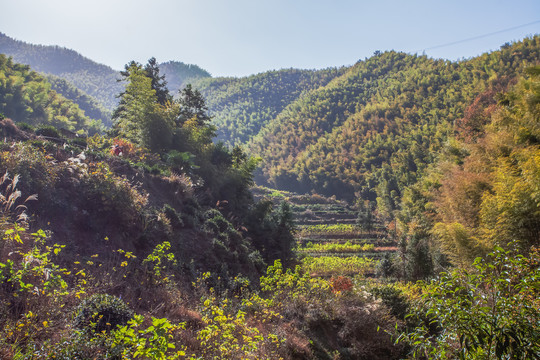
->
0;32;538;359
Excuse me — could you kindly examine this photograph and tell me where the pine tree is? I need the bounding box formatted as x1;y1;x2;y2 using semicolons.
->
113;62;172;152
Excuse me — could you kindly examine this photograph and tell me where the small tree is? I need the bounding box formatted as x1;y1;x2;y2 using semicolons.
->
356;199;374;232
113;62;173;152
400;245;540;359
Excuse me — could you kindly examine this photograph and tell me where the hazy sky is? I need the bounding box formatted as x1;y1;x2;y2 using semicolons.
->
1;0;539;77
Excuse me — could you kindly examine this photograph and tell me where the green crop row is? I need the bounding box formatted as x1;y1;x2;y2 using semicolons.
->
298;241;375;254
302;256;376;277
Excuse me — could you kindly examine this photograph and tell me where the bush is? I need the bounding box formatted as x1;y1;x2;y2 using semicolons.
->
68;137;88;148
35;125;60;138
15;122;34;133
162;204;184;229
370;285;409;320
73;294;134;333
400;245;540;359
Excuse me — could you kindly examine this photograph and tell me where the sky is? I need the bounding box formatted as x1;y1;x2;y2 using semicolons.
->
0;0;539;77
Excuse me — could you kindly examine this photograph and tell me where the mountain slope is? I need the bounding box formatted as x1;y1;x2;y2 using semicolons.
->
249;37;540;205
0;33;211;119
160;60;211;94
45;74;112;126
192;67;347;146
0;32;122;111
0;54;102;133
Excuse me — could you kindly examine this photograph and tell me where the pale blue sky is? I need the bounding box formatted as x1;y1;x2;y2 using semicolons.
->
1;0;539;77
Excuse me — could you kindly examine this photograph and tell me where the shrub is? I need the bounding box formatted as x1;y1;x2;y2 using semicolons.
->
400;245;540;359
162;204;184;229
370;285;409;320
73;294;134;333
15;122;34;133
35;125;60;138
330;275;354;293
68;137;88;148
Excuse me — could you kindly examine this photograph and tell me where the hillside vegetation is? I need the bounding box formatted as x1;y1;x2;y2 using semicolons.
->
0;57;414;358
45;74;112;126
0;54;102;133
248;38;540;206
0;33;211;120
192;67;347;146
0;32;123;111
0;35;538;359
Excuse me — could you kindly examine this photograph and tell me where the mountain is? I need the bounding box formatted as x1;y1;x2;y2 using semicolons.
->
0;33;211;123
192;67;347;146
0;32;122;111
2;31;538;211
44;74;112;126
159;60;211;94
245;37;540;205
0;54;102;133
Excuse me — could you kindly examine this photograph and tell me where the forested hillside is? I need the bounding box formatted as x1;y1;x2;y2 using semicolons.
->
248;37;540;209
160;60;211;94
0;33;538;358
0;33;211;119
0;32;122;111
0;54;102;133
395;64;540;278
192;67;347;146
45;74;112;126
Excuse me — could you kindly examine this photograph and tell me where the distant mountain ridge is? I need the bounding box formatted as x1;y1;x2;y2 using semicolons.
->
192;67;347;146
0;32;122;111
0;33;212;122
246;37;540;202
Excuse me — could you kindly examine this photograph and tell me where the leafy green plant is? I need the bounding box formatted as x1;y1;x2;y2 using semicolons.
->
298;240;375;254
73;293;134;333
113;314;187;359
302;256;376;277
141;241;177;285
399;245;540;359
35;125;60;138
15;122;34;133
197;293;283;359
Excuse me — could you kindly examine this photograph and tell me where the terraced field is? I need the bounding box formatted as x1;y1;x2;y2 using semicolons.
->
252;186;398;277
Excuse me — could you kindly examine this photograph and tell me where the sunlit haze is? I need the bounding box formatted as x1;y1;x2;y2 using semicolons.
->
1;0;539;77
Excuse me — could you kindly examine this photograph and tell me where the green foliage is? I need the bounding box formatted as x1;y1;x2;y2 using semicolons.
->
113;314;186;359
164;150;197;172
244;200;296;266
141;241;177;285
400;246;540;359
1;228;68;309
35;125;60;138
45;74;112;127
193;67;346;146
73;293;134;333
370;284;409;320
357;199;375;231
113;61;173;152
0;32;124;112
248;37;539;206
197;294;282;359
260;259;330;301
160;60;211;94
15;122;34;132
298;240;375;254
0;54;102;133
424;65;540;272
300;223;358;234
302;256;376;277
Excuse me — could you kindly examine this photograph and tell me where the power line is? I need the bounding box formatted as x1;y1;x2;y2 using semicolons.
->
416;20;540;53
